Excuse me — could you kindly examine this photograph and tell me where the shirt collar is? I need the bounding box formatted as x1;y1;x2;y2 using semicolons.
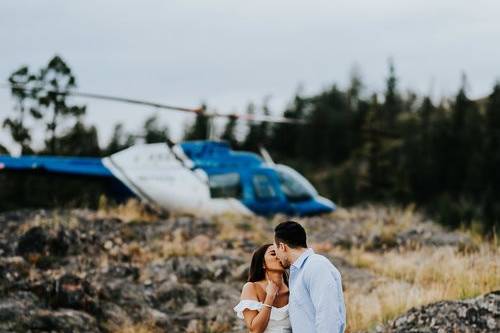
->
291;248;314;270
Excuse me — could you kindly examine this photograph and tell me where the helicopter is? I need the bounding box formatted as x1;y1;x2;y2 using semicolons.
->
0;86;336;217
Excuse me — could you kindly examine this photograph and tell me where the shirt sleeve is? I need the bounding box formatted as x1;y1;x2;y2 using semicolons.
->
305;259;346;333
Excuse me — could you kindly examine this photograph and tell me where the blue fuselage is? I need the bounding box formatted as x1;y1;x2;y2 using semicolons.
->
181;141;336;216
0;141;336;216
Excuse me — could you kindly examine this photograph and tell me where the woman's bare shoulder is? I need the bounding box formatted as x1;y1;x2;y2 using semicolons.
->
240;282;259;300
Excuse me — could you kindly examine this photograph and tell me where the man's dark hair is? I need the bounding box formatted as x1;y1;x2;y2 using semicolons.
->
274;221;307;248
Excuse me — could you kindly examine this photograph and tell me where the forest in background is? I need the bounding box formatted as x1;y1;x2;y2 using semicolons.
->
1;55;499;234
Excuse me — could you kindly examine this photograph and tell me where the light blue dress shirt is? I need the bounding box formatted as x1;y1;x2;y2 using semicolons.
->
288;248;346;333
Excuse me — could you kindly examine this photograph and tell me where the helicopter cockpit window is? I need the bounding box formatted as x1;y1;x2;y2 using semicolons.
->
208;173;242;199
252;174;277;200
277;167;316;202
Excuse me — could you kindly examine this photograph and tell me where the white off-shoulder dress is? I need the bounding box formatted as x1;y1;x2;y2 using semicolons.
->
234;299;292;333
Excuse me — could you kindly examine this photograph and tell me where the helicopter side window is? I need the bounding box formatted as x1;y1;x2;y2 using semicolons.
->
277;168;315;202
252;174;277;200
208;173;242;199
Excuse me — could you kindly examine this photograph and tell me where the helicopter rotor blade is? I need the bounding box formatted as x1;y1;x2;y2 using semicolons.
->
0;83;204;113
70;91;205;113
1;83;304;124
203;111;305;124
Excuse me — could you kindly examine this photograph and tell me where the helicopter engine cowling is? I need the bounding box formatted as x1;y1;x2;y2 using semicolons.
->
102;143;253;217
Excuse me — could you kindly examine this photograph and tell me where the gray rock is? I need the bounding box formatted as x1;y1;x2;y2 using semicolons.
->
165;257;213;284
97;301;132;331
0;291;99;332
379;291;500;333
0;292;41;331
29;309;99;332
155;280;197;311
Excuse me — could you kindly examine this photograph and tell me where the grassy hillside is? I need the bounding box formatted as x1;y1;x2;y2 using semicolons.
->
0;201;498;332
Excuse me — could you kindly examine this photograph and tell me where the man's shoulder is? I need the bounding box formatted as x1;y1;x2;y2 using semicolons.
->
308;253;332;265
305;253;341;275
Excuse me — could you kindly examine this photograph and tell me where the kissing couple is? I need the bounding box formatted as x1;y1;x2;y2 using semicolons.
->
234;221;346;333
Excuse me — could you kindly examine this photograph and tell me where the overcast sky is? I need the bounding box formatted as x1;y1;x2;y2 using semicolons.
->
1;0;500;153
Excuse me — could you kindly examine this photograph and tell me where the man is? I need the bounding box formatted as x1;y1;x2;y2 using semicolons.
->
274;220;346;333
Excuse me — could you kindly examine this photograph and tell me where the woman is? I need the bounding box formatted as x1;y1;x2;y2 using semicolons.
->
234;244;291;333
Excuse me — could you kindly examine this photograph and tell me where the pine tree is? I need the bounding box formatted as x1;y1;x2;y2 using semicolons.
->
269;93;306;158
52;121;101;156
447;74;483;196
143;114;169;143
257;99;272;147
242;102;261;151
105;123;136;155
36;55;86;154
382;59;402;128
400;96;436;202
483;83;500;230
365;94;385;198
184;105;210;140
221;116;238;147
3;66;37;154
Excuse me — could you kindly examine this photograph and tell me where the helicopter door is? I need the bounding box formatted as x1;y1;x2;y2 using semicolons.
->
249;170;285;215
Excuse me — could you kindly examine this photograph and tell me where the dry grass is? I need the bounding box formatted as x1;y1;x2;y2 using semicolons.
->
345;279;446;332
214;214;271;245
18;211;80;234
331;204;419;230
123;230;209;265
132;214;271;264
97;197;162;223
344;245;499;299
152;229;211;259
338;243;500;332
322;205;500;332
352;205;421;243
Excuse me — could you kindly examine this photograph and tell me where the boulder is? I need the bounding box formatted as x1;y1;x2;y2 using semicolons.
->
380;291;500;333
155;280;197;311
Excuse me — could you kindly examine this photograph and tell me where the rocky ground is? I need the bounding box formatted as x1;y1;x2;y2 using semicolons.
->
0;204;498;333
379;291;499;333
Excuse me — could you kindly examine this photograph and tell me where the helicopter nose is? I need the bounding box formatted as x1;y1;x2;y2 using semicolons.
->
291;196;336;216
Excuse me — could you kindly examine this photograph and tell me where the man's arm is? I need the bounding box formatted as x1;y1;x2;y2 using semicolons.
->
305;258;346;333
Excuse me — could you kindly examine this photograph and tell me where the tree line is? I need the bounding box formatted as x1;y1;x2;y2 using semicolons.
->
1;55;499;234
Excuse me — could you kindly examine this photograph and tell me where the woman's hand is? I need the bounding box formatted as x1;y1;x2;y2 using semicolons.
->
264;280;279;304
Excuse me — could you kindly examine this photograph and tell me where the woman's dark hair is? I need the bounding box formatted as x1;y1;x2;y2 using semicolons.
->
248;244;288;285
274;220;307;248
